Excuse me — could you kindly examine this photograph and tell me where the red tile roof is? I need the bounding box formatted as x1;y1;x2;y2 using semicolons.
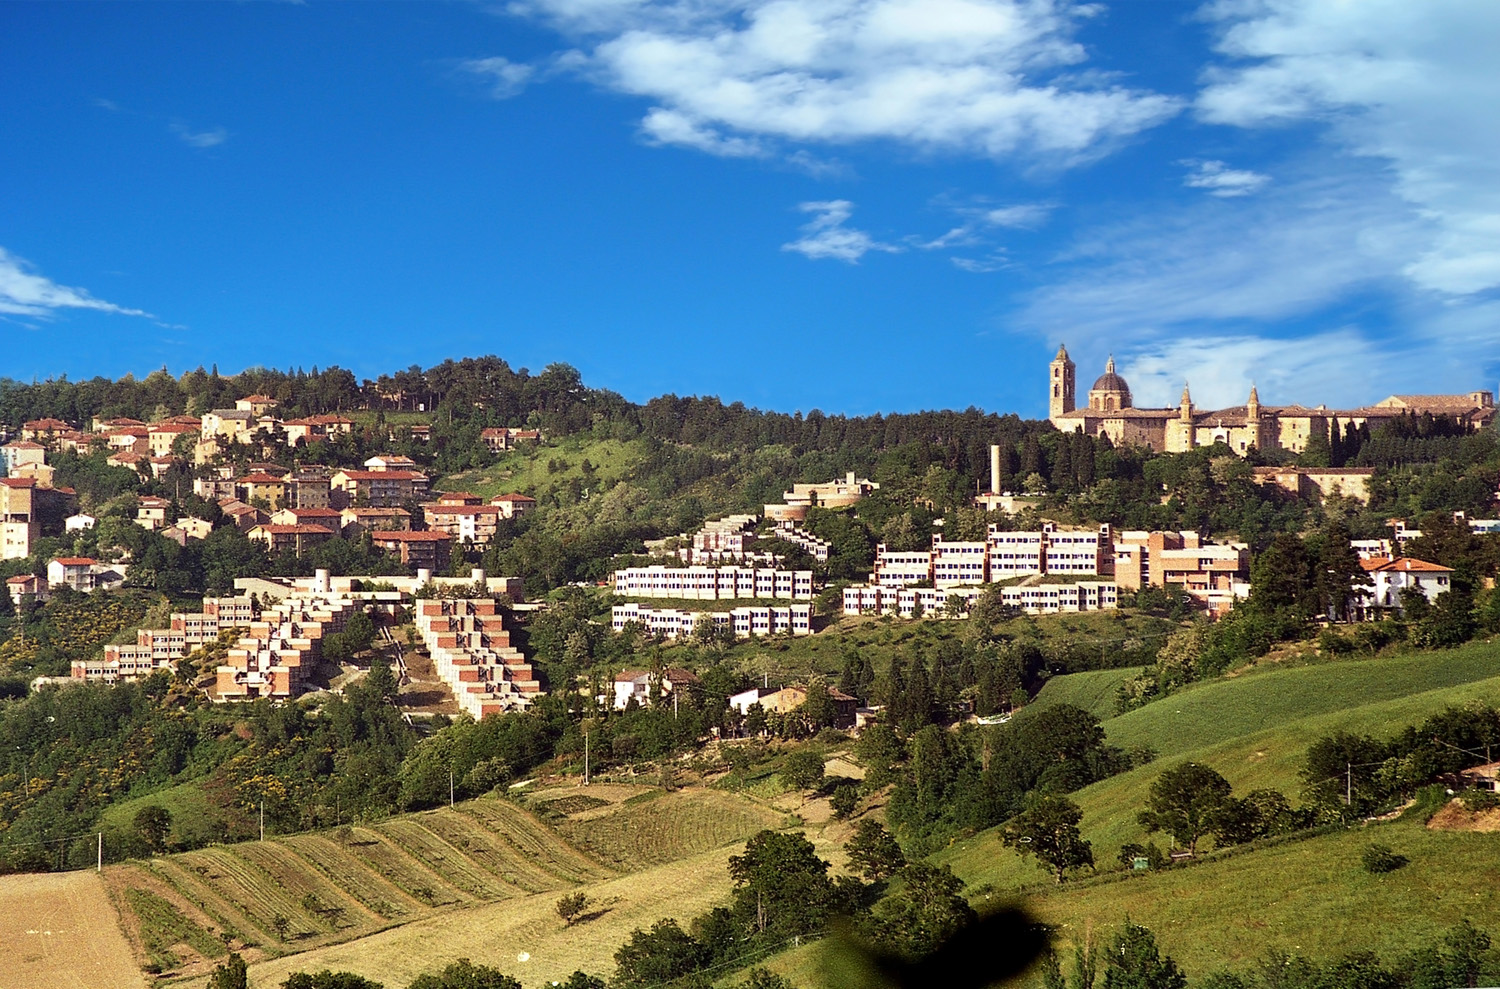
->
253;524;335;535
52;557;97;566
1361;556;1453;573
490;493;536;503
371;530;452;541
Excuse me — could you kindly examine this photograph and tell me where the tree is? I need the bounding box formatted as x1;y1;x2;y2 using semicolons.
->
612;919;706;988
281;972;384;989
780;749;825;795
208;953;249;989
871;863;977;958
1001;795;1094;884
1101;922;1186;989
736;969;797;989
829;782;859;819
408;959;522;989
133;804;172;853
802;677;836;729
728;830;842;937
556;891;591;925
557;973;606;989
845;819;906;881
1137;762;1235;855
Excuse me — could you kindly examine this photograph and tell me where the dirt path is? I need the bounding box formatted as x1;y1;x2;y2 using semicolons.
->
0;871;145;989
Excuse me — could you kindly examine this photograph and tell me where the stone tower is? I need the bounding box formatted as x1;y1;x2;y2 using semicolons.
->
1167;383;1195;452
1049;344;1076;424
1245;384;1262;451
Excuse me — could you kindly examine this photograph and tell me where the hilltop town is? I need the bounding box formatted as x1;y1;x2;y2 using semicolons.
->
2;354;1500;989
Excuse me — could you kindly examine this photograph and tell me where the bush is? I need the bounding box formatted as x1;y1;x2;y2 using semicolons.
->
1459;788;1500;812
1361;843;1409;873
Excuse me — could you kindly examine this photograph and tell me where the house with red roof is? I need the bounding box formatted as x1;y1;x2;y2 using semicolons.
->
1354;556;1455;618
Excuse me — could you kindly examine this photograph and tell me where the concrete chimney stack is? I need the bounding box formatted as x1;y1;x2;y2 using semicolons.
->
990;444;1002;495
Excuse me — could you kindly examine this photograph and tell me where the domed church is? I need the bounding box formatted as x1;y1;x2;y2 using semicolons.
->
1046;344;1496;455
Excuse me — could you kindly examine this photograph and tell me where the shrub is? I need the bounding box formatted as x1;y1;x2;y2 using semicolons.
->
1459;788;1500;812
1361;843;1409;873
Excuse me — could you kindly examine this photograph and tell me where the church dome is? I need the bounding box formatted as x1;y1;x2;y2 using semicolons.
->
1087;356;1132;411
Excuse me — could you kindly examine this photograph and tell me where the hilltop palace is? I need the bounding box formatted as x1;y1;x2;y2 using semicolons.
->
1047;345;1496;455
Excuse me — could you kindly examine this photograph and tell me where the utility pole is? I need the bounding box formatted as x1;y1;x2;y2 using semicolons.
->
97;832;102;873
584;733;590;786
260;800;265;842
1346;763;1353;806
449;771;455;808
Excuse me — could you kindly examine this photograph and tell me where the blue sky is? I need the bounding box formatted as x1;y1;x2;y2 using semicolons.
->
3;0;1498;419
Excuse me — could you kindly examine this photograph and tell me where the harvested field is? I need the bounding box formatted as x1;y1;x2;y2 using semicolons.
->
336;826;469;908
554;788;784;871
371;819;520;900
278;833;427;919
239;844;744;989
0;870;145;989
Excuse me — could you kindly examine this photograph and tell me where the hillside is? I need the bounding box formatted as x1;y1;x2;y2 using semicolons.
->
94;781;784;984
748;644;1500;987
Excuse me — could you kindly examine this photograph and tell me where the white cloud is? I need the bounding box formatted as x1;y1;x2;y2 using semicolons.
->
782;199;901;263
0;248;152;319
171;123;228;148
460;56;537;99
952;253;1012;273
510;0;1181;163
918;200;1053;250
1119;330;1378;410
1181;158;1268;197
1196;0;1500;294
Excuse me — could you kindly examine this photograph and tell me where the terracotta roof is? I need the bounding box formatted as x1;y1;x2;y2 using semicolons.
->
336;469;425;481
6;575;36;584
490;493;536;503
238;473;288;484
52;557;97;566
343;507;410;516
148;423;197;433
240;394;276;402
371;530;451;541
424;504;501;517
0;478;37;488
23;418;71;429
283;507;341;518
1361;557;1453;573
253;524;335;535
2;441;45;450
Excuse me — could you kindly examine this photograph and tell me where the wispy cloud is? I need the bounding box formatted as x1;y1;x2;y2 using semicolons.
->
460;56;537;99
1181;158;1269;197
171;122;229;148
507;0;1181;164
1196;0;1500;294
918;200;1053;252
0;247;153;319
782;200;901;263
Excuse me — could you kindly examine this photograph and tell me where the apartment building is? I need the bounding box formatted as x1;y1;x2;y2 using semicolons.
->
330;469;430;508
420;500;504;548
46;557;124;593
248;523;336;557
369;529;452;571
872;545;936;587
772;520;832;562
340;506;411;536
1113;530;1250;616
610;602;813;640
611;565;814;601
842;581;1117;619
932;539;990;589
489;493;536;519
0;478;38;560
414;597;541;717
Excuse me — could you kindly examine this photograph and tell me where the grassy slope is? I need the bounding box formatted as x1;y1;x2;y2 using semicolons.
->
443;436;647;500
1025;666;1148;722
754;643;1500;987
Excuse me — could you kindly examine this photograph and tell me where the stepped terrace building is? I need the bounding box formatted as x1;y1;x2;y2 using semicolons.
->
414;597;541;717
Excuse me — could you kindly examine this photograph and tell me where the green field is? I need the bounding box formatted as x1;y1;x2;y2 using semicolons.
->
1025;666;1148;722
443;436;647;500
101;782;226;849
744;644;1500;988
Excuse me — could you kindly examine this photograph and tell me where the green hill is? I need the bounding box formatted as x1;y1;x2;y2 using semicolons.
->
1025;666;1147;722
753;644;1500;988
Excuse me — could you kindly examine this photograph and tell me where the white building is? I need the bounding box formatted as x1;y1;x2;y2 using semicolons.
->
842;581;1117;619
612;565;814;601
1354;557;1454;615
611;602;812;639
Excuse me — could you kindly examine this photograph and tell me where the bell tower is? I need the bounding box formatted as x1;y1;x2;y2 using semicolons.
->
1049;344;1076;425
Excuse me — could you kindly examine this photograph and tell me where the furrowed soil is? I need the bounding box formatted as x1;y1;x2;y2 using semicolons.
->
0;870;145;989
